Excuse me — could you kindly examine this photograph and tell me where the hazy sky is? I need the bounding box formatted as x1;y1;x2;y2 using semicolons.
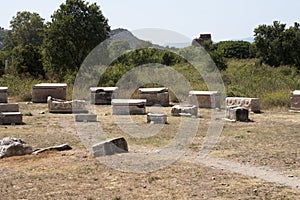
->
1;0;299;42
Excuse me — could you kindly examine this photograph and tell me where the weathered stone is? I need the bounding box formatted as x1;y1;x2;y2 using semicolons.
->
47;96;87;113
290;90;300;111
226;97;260;113
32;83;67;103
75;114;97;122
225;106;249;122
32;144;72;155
112;99;146;115
92;137;128;157
0;103;19;112
0;87;8;103
171;105;198;117
0;137;32;158
90;87;118;105
139;87;169;106
147;113;167;124
0;112;22;125
188;91;221;108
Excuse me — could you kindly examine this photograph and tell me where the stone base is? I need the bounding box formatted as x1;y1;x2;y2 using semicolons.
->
188;91;221;108
225;106;249;122
0;87;8;103
92;137;128;157
147;113;167;124
171;105;198;117
139;88;169;106
90;87;118;105
0;112;23;125
226;97;260;113
112;99;146;115
0;103;19;112
75;114;97;122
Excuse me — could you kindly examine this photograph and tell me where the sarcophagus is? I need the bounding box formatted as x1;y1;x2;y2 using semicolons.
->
171;105;198;117
225;106;249;122
112;99;146;115
32;83;67;103
0;87;8;103
90;87;118;105
147;113;167;124
290;90;300;110
138;87;169;106
47;96;87;113
188;91;221;108
0;112;22;125
226;97;260;113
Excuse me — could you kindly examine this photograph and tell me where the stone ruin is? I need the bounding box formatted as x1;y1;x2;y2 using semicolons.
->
32;83;67;103
111;99;146;115
171;105;198;117
147;113;167;124
90;87;118;105
0;137;32;158
290;90;300;111
226;97;260;113
192;33;212;46
0;87;8;103
0;103;22;125
188;91;221;109
47;96;87;113
92;137;128;157
225;106;249;122
138;87;169;106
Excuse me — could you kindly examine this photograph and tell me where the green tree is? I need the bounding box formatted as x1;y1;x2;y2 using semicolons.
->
43;0;110;78
216;40;253;59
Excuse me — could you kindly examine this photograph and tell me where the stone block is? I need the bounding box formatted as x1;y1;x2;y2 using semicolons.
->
226;97;260;113
0;137;32;158
171;105;198;117
0;87;8;103
32;83;67;103
225;106;249;122
0;112;23;125
75;114;97;122
188;91;221;108
90;87;118;105
112;99;146;115
47;96;87;113
0;103;19;112
92;137;128;157
147;113;167;124
290;90;300;110
139;87;169;106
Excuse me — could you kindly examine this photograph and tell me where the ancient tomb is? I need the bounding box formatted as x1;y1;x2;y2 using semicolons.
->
290;90;300;111
90;87;118;105
171;105;198;117
147;113;167;124
188;91;221;108
92;137;128;157
226;97;260;113
32;83;67;103
225;106;249;122
0;87;8;103
111;99;146;115
138;87;169;106
0;103;22;125
47;96;87;113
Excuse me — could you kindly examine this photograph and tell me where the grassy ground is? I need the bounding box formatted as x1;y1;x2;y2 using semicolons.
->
0;103;299;199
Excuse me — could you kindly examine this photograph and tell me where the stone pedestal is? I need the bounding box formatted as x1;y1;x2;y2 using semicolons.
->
47;96;87;113
188;91;221;108
138;87;169;106
0;103;19;112
290;90;300;111
90;87;118;105
32;83;67;103
147;113;167;124
112;99;146;115
92;137;128;157
0;87;8;103
171;105;198;117
0;112;23;125
225;106;249;122
226;97;260;113
75;114;97;122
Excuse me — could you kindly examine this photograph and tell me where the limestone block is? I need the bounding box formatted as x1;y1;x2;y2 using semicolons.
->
32;83;67;103
226;97;260;113
0;112;23;125
147;113;167;124
112;99;146;115
171;105;198;117
290;90;300;110
0;137;32;158
188;91;221;108
225;106;249;122
75;114;97;122
0;103;19;112
47;96;87;113
92;137;128;157
90;87;118;105
139;87;169;106
0;87;8;103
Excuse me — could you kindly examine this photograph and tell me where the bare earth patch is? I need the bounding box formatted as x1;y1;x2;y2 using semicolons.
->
0;103;299;199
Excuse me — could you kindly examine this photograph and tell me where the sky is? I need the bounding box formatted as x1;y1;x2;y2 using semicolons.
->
1;0;300;43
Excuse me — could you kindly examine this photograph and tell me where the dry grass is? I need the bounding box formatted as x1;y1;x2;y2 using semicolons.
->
0;103;299;199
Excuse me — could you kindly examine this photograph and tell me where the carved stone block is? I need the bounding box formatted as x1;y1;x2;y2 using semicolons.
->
112;99;146;115
92;137;128;157
47;96;87;113
290;90;300;110
171;105;198;117
147;113;167;124
0;112;23;125
0;87;8;103
226;97;260;113
0;103;19;112
75;114;97;122
90;87;118;105
32;83;67;103
225;106;249;122
139;87;169;106
188;91;221;108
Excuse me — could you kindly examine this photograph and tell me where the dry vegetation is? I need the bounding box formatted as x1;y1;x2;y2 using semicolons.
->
0;102;299;199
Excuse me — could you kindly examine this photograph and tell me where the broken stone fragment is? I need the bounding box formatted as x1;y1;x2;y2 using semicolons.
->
0;137;32;158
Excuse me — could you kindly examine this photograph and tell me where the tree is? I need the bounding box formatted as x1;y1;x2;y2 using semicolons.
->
216;41;253;59
43;0;110;78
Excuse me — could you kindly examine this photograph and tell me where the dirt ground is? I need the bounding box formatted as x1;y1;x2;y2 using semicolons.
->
0;102;299;199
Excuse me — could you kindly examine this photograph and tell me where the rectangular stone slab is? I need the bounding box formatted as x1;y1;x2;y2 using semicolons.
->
291;90;300;110
75;114;97;122
188;91;221;108
0;87;8;103
92;137;128;157
147;113;167;124
90;87;118;105
32;83;67;103
112;99;146;115
171;105;198;117
0;112;22;125
0;103;19;112
226;97;260;113
225;106;249;122
139;87;169;106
